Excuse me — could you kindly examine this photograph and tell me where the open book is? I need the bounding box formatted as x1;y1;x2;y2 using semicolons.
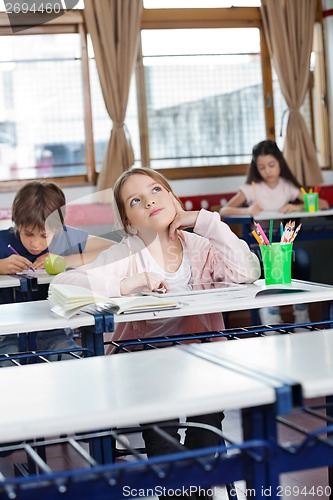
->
48;284;181;319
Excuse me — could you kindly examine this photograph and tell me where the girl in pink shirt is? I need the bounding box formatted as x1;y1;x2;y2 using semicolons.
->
53;167;260;494
220;140;329;326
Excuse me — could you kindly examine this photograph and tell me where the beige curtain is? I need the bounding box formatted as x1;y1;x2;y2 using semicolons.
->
261;0;323;186
84;0;143;191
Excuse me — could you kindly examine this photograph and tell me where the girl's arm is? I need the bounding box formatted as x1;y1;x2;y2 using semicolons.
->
52;242;132;297
33;236;114;270
63;235;114;268
280;192;329;213
193;209;261;284
318;197;330;210
219;191;262;217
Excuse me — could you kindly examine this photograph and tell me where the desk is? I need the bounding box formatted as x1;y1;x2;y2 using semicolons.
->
111;279;333;324
186;329;333;402
186;330;333;496
3;333;333;499
0;300;114;357
0;271;52;302
223;209;333;245
1;279;333;357
0;345;277;498
0;347;276;444
0;275;20;289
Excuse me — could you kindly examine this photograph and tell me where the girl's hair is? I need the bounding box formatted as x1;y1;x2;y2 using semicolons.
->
114;167;182;233
246;140;301;188
12;181;66;231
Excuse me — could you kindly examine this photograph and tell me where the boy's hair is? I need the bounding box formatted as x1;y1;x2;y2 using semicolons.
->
12;181;66;231
246;140;301;188
114;167;182;233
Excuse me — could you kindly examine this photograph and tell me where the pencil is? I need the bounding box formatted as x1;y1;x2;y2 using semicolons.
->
290;223;302;243
78;243;84;266
300;187;307;194
269;219;273;245
251;230;263;245
254;222;270;245
8;244;35;272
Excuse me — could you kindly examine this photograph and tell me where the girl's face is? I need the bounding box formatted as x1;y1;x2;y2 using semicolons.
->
256;154;281;187
19;225;55;255
120;174;176;233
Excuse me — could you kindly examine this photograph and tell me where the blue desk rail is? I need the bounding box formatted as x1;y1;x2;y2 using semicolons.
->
1;403;333;500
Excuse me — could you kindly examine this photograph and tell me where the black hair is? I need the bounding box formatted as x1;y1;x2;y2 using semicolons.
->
245;140;301;188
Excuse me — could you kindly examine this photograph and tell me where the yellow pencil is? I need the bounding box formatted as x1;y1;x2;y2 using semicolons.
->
300;187;307;194
251;230;263;245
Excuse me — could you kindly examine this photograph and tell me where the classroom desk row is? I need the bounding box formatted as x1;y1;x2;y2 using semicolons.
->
2;330;333;499
0;278;333;358
0;278;333;498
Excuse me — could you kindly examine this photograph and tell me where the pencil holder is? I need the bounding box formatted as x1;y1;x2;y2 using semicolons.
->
303;192;318;212
260;243;293;285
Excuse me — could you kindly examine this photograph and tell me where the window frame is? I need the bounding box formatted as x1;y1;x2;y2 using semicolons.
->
0;10;96;191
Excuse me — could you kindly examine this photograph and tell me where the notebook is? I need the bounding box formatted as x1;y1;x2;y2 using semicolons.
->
48;283;182;319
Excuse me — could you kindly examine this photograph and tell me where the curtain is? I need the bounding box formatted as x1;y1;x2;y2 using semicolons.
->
84;0;143;191
261;0;323;186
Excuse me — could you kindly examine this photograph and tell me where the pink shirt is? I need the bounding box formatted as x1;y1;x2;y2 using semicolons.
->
240;178;300;211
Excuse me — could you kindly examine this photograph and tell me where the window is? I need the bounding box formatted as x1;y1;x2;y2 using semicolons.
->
0;4;329;187
0;33;85;182
141;28;265;170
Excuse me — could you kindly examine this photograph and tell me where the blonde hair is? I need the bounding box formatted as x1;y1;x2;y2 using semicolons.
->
113;167;182;233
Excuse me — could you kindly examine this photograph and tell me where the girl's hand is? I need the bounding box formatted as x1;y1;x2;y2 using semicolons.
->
319;198;329;210
280;203;302;213
0;255;32;275
247;202;262;216
168;192;199;240
120;273;169;295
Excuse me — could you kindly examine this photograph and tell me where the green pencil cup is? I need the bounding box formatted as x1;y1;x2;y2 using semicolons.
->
303;192;318;212
260;243;293;285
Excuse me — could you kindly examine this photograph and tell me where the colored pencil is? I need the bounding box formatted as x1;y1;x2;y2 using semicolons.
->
269;220;273;245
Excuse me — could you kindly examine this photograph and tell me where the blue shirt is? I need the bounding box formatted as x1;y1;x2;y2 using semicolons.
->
0;225;88;303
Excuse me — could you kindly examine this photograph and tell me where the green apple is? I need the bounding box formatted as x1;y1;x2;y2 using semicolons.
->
44;254;66;275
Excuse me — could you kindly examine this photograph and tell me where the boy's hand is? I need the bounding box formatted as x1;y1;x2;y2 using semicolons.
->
0;255;32;274
168;192;199;240
33;253;50;270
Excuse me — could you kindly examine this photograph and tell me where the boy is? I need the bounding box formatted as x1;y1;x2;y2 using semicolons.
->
0;181;113;363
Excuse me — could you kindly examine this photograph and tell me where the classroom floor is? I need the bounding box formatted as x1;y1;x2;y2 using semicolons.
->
0;300;329;499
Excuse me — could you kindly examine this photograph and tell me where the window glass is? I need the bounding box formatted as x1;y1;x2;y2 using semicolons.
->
142;28;265;168
0;34;85;181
